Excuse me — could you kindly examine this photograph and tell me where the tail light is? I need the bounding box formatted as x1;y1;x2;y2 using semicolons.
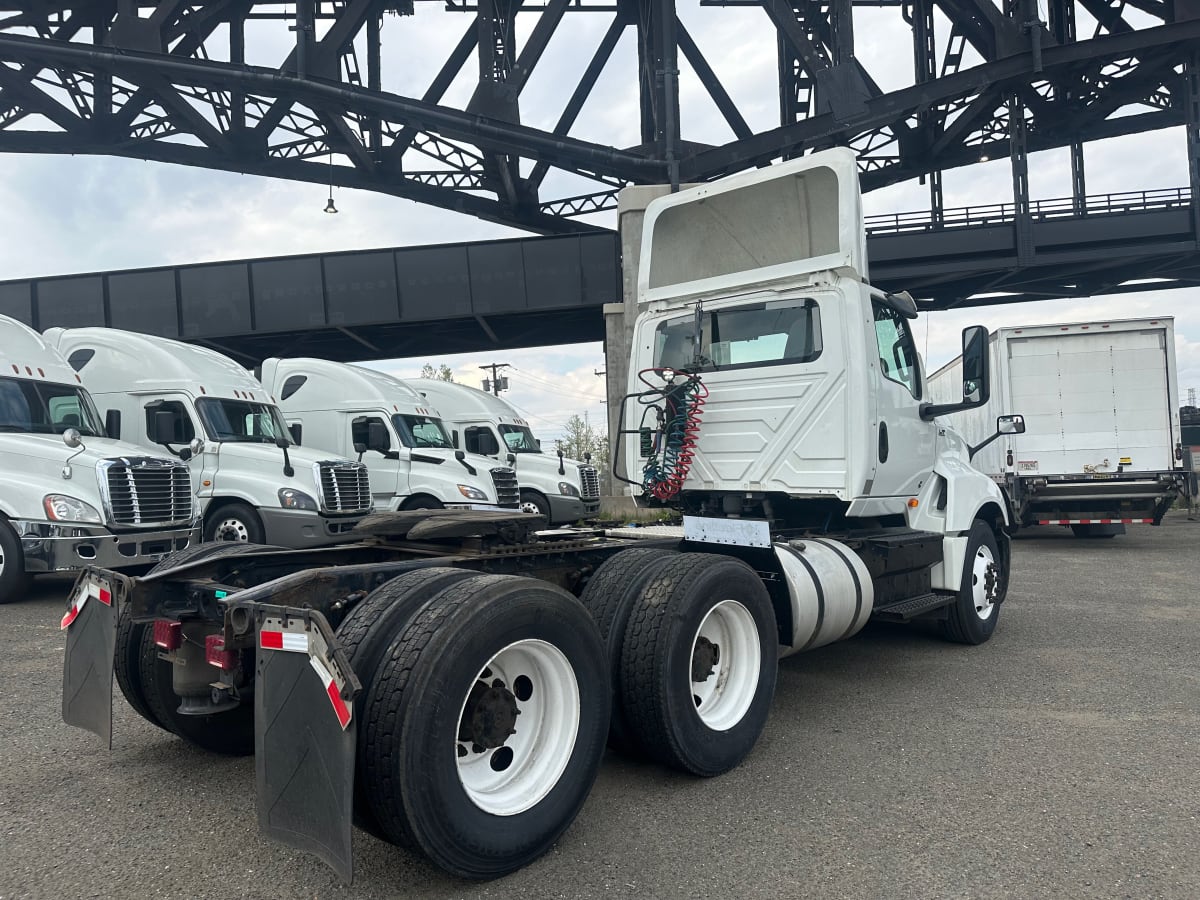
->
1176;444;1183;461
205;634;238;671
153;619;181;651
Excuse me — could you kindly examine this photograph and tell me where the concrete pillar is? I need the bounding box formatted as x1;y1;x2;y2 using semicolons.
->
605;184;676;493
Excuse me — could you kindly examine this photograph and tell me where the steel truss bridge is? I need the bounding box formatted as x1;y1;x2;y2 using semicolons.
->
0;0;1199;306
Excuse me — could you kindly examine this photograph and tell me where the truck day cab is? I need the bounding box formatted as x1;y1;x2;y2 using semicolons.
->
413;378;602;524
60;149;1022;883
258;358;520;512
0;315;197;604
45;328;373;547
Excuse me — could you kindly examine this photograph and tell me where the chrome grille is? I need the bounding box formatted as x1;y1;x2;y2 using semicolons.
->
577;465;601;500
490;467;520;508
101;459;193;528
317;461;372;513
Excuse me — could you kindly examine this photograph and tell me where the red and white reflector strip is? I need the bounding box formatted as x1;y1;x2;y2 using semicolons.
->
60;580;112;630
310;656;353;729
1038;518;1152;525
259;630;309;652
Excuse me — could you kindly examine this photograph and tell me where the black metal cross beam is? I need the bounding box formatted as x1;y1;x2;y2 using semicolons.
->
0;0;1196;242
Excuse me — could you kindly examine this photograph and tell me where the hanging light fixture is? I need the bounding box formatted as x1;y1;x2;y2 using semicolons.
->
324;150;338;214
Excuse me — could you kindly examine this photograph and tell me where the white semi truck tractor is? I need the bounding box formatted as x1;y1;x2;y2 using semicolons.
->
59;149;1021;882
45;328;373;548
0;315;198;605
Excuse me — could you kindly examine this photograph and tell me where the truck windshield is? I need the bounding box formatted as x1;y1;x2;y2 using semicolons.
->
654;298;822;372
0;377;106;437
499;424;541;453
393;414;454;449
195;397;290;443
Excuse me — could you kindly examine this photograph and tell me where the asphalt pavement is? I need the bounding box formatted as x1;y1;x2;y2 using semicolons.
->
1;514;1197;900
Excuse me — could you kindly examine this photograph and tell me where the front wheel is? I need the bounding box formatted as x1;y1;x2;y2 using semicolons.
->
361;574;609;879
0;517;32;605
519;491;551;521
204;501;266;544
941;519;1004;645
619;553;778;777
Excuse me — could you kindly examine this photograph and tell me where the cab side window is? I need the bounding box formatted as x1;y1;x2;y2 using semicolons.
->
872;301;921;399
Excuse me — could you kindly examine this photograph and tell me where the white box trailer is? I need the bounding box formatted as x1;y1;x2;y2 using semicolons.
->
926;317;1187;535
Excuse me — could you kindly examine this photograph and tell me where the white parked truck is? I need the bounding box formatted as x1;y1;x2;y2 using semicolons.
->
926;317;1186;536
413;378;601;523
60;149;1020;883
258;358;520;512
44;328;373;548
0;315;197;604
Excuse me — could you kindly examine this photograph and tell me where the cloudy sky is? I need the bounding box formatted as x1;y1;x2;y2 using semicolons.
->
1;7;1196;443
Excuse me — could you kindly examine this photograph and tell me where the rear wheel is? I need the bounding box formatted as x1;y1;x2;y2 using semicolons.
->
204;501;265;544
115;541;281;731
941;519;1004;645
619;554;777;777
0;516;31;605
1071;523;1122;539
333;566;477;839
578;547;679;754
362;574;608;879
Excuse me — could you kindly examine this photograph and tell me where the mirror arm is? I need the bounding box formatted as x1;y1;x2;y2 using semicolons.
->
967;430;1003;460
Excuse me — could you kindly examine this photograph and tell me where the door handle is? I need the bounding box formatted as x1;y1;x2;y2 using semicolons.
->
878;421;889;463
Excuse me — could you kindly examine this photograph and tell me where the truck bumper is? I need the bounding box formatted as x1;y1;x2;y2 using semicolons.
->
547;494;601;524
16;520;198;573
259;508;364;548
1014;471;1186;526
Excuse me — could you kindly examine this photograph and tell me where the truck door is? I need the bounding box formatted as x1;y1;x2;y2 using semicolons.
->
349;415;405;504
867;299;936;498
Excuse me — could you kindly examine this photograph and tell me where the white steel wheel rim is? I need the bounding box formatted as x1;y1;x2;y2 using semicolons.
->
455;639;580;817
519;500;541;515
0;544;5;577
971;544;996;620
690;599;760;731
215;518;250;542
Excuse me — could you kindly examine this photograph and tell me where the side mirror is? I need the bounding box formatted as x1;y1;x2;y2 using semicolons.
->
454;449;466;462
968;413;1026;460
997;414;1025;435
288;423;303;446
506;452;516;465
274;435;291;449
353;442;368;455
920;325;991;420
477;432;501;457
153;410;177;445
367;421;390;454
62;428;83;449
104;409;121;440
189;437;205;456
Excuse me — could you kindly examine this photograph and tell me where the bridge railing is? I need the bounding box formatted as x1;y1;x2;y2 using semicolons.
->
864;186;1193;236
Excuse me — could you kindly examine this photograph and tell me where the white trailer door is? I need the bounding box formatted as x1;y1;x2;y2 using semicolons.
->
1007;329;1172;474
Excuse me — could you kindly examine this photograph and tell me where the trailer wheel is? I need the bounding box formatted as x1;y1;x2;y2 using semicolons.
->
115;542;282;731
333;566;477;839
0;516;32;605
1070;523;1121;539
204;501;265;544
941;519;1004;645
619;554;777;777
578;547;679;754
362;574;608;879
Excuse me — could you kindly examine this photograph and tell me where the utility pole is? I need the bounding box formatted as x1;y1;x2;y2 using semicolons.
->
479;362;511;396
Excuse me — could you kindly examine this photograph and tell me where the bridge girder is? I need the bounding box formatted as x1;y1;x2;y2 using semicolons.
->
0;1;1196;238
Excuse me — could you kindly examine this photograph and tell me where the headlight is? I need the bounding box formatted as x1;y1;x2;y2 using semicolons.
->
557;482;580;497
43;494;102;524
457;484;489;501
278;488;319;510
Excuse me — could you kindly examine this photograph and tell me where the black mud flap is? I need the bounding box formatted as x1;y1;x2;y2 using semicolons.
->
254;612;359;883
61;570;119;747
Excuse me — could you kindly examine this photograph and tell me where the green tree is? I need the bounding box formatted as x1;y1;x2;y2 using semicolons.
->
420;363;454;382
558;413;609;476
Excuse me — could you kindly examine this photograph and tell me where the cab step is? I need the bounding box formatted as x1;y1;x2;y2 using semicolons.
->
871;593;955;622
